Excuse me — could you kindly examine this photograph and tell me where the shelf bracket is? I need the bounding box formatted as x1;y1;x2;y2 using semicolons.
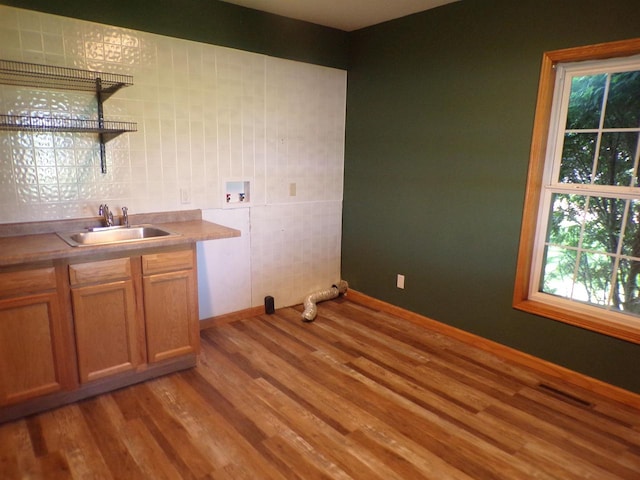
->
96;78;107;174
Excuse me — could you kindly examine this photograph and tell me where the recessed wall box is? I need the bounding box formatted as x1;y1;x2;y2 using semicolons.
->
224;179;251;207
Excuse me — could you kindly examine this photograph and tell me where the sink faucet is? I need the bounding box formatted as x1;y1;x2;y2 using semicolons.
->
121;206;129;227
98;204;114;227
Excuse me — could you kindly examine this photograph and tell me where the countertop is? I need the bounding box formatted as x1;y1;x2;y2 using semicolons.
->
0;209;241;267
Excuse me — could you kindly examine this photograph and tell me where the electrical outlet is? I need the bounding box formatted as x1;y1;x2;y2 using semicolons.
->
289;182;297;196
397;274;405;289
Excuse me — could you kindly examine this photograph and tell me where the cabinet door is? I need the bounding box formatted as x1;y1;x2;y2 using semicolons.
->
0;293;64;406
143;269;198;363
71;280;141;383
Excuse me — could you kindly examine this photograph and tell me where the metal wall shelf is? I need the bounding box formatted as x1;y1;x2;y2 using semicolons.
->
0;60;136;173
0;60;132;96
0;114;135;134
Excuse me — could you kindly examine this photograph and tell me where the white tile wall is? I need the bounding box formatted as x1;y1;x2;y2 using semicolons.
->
0;6;347;315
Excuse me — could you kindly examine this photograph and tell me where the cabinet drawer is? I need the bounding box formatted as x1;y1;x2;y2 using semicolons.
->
142;249;194;275
69;258;132;286
0;267;56;297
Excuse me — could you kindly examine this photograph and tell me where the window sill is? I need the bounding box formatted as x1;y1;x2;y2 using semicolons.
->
513;297;640;344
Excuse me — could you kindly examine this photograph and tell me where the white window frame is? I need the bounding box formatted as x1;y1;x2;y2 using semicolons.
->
514;38;640;344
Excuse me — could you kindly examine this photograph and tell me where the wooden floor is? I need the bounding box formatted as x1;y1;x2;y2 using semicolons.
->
2;298;640;479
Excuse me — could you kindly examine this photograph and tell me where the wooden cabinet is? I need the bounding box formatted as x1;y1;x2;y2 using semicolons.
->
142;247;199;362
69;258;144;383
0;266;75;406
68;247;198;377
0;245;201;422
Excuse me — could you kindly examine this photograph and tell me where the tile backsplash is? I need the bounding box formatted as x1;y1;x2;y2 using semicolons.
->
0;5;347;314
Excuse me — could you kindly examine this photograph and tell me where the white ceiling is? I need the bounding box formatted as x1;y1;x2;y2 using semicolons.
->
219;0;460;32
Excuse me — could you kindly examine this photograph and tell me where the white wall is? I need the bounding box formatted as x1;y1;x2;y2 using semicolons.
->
0;6;346;316
197;208;251;318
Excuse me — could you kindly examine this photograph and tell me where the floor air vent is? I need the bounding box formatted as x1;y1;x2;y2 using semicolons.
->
537;383;593;408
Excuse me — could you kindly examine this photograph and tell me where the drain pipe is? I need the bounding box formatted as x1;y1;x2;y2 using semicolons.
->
301;280;348;322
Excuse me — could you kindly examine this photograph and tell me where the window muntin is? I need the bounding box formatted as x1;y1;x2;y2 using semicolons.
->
514;40;640;344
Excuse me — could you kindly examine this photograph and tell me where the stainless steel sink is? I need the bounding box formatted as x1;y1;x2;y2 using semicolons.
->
57;224;180;247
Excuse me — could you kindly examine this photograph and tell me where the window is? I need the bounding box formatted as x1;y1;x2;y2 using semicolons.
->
514;39;640;344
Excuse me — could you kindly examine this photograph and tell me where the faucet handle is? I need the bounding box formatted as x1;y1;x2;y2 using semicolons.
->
121;206;129;227
98;204;114;227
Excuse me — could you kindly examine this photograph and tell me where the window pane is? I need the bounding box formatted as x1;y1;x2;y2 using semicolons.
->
558;132;597;184
594;132;639;186
546;193;586;247
603;70;640;129
540;246;616;307
566;74;606;130
572;251;613;305
614;259;640;315
622;199;640;258
582;196;624;254
540;245;577;297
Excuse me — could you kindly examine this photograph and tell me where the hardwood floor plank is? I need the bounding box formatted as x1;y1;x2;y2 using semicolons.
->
514;386;640;451
300;347;558;480
182;368;268;446
2;299;640;479
507;388;640;464
111;383;212;480
345;428;439;480
330;301;540;385
236;312;533;478
317;307;433;365
0;418;39;477
25;416;47;457
250;377;401;480
515;439;612;480
324;302;530;399
347;355;527;454
119;417;183;480
313;315;501;412
347;426;474;480
266;309;359;364
196;339;286;420
259;434;324;480
205;322;450;478
202;325;370;433
0;454;20;480
235;315;317;359
481;404;639;479
63;447;114;480
146;377;240;477
593;399;640;429
519;438;635;480
38;405;91;452
159;374;289;480
77;397;147;479
40;405;113;479
29;450;72;480
199;333;346;441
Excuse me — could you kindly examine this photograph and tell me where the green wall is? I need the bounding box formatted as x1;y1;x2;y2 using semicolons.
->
0;0;348;69
343;0;640;393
